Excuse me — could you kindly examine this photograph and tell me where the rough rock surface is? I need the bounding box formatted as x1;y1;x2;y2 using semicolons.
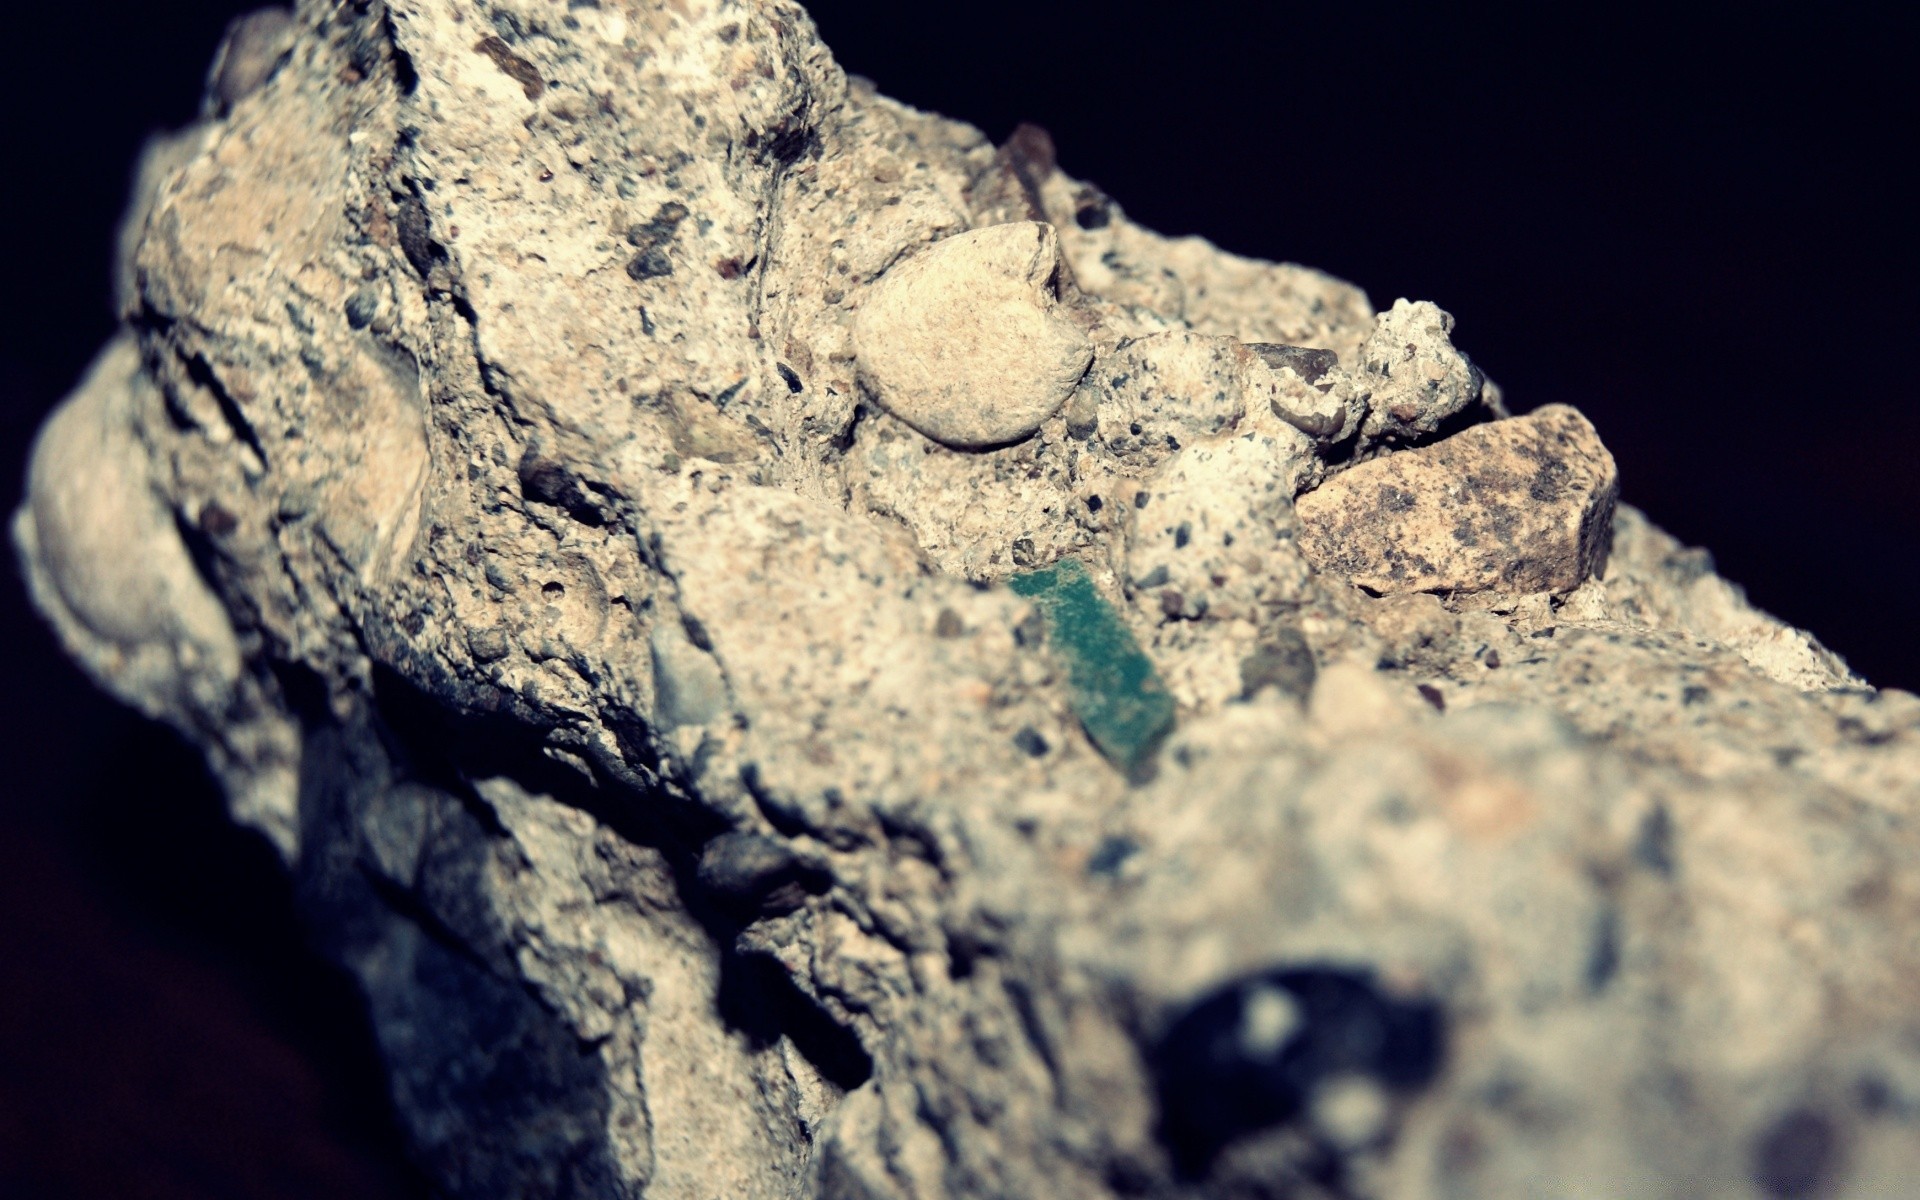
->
16;3;1920;1199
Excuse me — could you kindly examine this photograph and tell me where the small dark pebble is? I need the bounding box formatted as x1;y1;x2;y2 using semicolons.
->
1417;684;1446;712
1135;491;1151;509
474;34;545;99
199;501;238;537
1483;649;1502;669
1584;907;1620;994
1173;522;1192;549
1633;804;1676;877
467;626;511;663
1012;727;1050;757
1135;564;1171;590
1246;343;1339;391
1855;1075;1894;1114
395;191;439;276
625;201;690;282
1159;589;1186;619
1752;1108;1843;1199
1152;965;1445;1177
1239;629;1317;700
1085;495;1103;513
1086;835;1138;877
776;362;804;393
1074;202;1111;230
627;201;690;246
1682;685;1710;706
627;248;673;281
696;832;826;919
1064;388;1100;439
934;608;964;638
344;286;379;329
1001;122;1058;179
1011;537;1038;568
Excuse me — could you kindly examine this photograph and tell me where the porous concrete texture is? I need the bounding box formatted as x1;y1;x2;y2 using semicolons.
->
16;3;1920;1198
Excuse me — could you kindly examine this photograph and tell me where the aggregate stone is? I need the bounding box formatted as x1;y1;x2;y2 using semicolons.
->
1296;404;1619;595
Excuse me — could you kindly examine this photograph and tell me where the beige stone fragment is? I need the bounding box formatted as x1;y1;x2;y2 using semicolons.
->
1296;404;1618;594
206;8;295;114
852;221;1093;448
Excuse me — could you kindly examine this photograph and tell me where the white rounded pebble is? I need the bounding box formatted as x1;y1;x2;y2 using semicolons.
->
852;222;1093;449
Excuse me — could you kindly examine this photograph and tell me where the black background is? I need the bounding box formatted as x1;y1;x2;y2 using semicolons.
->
1;2;1913;1195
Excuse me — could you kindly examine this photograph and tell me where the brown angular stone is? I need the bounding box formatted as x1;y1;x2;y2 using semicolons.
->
1296;404;1618;594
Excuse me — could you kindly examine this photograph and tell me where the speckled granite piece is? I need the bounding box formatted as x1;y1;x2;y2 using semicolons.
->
1295;404;1619;595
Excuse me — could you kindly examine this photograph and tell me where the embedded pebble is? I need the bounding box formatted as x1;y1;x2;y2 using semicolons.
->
1246;342;1354;440
1239;628;1318;700
1063;382;1100;439
209;8;296;113
1354;298;1487;447
1010;558;1175;777
852;222;1093;448
650;620;728;728
1296;404;1618;595
696;832;824;918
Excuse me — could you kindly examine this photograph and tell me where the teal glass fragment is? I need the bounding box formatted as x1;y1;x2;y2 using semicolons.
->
1009;558;1176;777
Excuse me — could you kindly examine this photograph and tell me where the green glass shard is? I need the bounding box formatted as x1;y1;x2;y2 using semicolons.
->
1009;558;1176;777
